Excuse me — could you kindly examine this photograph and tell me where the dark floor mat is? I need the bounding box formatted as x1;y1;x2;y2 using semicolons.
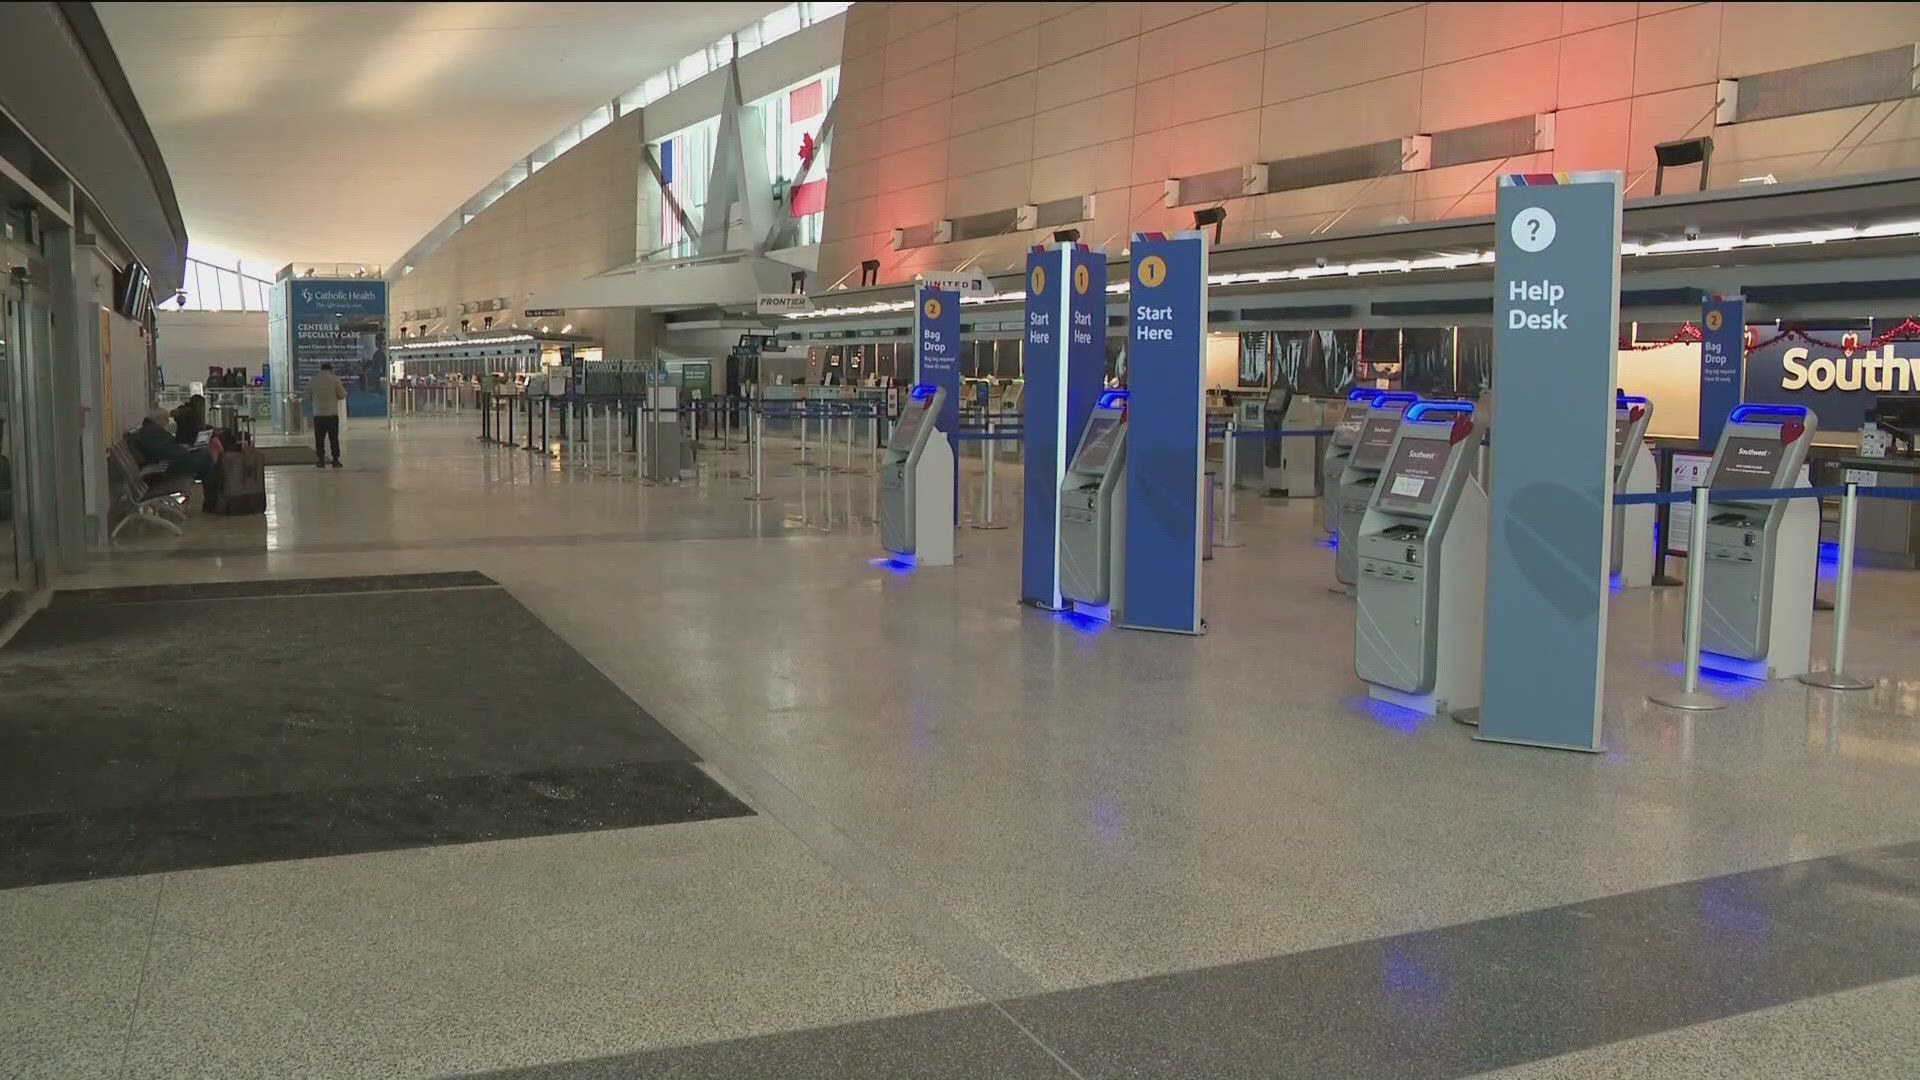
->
0;761;749;889
0;580;750;887
53;570;497;605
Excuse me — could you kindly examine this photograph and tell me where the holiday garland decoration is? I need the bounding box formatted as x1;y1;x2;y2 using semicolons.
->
1619;317;1920;354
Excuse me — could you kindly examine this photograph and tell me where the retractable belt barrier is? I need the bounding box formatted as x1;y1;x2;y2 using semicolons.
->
1631;481;1920;710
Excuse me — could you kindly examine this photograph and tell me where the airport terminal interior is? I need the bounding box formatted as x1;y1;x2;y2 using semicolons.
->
7;3;1920;1077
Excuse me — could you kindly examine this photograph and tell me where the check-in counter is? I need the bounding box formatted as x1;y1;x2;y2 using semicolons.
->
1824;455;1920;568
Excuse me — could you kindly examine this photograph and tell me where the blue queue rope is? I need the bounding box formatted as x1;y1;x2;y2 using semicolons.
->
1219;427;1338;439
1613;484;1920;506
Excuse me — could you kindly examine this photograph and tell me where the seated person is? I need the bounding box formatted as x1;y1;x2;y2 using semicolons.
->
129;413;214;483
171;394;208;446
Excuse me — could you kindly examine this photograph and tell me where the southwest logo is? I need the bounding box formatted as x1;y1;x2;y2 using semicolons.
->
1780;346;1917;392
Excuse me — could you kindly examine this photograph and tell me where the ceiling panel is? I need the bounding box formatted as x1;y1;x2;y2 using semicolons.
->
98;1;782;266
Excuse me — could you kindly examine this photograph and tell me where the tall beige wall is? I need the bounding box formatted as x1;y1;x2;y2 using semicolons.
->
155;310;268;390
386;113;643;346
820;2;1920;286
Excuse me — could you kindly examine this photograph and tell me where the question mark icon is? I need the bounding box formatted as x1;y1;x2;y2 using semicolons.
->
1512;207;1555;252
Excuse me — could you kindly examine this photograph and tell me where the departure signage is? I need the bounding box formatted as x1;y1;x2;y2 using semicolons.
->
1698;297;1745;449
1481;172;1623;753
756;294;814;314
919;270;991;298
1121;231;1208;635
914;286;960;433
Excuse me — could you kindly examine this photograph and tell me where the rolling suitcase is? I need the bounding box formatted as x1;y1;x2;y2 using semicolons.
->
207;446;266;514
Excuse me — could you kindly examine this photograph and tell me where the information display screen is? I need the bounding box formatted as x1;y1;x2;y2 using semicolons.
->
1072;415;1124;473
888;400;934;452
1375;437;1448;513
1351;409;1405;469
1710;436;1784;490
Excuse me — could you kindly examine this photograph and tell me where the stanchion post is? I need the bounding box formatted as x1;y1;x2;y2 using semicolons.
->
1218;419;1244;548
1800;482;1873;690
972;416;1009;530
746;404;771;501
1650;486;1727;711
799;408;810;464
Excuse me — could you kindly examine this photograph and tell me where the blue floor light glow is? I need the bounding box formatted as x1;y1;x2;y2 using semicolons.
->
1057;603;1111;633
1666;657;1765;695
869;556;916;574
1351;694;1432;734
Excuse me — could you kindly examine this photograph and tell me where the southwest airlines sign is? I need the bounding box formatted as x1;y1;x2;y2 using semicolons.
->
1747;337;1919;430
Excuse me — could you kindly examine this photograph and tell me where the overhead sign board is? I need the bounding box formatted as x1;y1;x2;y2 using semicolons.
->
523;307;566;318
756;294;815;314
918;271;992;299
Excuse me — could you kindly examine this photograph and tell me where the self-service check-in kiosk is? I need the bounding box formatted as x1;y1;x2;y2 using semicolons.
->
1611;392;1656;587
1335;392;1418;589
1261;384;1317;497
1354;400;1488;718
880;384;954;566
1320;389;1377;535
1059;390;1129;617
1698;404;1819;679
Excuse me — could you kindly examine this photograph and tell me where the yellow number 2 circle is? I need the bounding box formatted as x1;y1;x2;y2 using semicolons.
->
1704;309;1723;332
1138;255;1168;289
923;297;942;320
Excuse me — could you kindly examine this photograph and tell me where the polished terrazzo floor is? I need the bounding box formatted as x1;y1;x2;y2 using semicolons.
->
9;415;1920;1078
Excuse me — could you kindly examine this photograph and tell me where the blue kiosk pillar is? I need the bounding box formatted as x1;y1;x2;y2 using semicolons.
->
1020;243;1108;608
1119;231;1208;635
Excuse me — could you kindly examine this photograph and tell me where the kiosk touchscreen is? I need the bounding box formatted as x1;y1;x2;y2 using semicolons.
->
1698;404;1819;679
1611;393;1656;587
1334;392;1418;588
1320;389;1377;535
879;384;954;566
1058;390;1130;617
1354;400;1488;718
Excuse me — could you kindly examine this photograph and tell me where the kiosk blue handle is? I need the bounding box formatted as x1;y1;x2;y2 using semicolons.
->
908;383;938;401
1405;400;1474;423
1728;403;1808;425
1345;388;1381;403
1616;391;1649;406
1096;389;1130;408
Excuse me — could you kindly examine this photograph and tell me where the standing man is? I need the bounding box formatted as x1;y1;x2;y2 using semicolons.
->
307;362;347;468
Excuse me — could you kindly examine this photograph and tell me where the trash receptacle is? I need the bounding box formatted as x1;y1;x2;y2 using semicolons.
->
1203;468;1216;561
